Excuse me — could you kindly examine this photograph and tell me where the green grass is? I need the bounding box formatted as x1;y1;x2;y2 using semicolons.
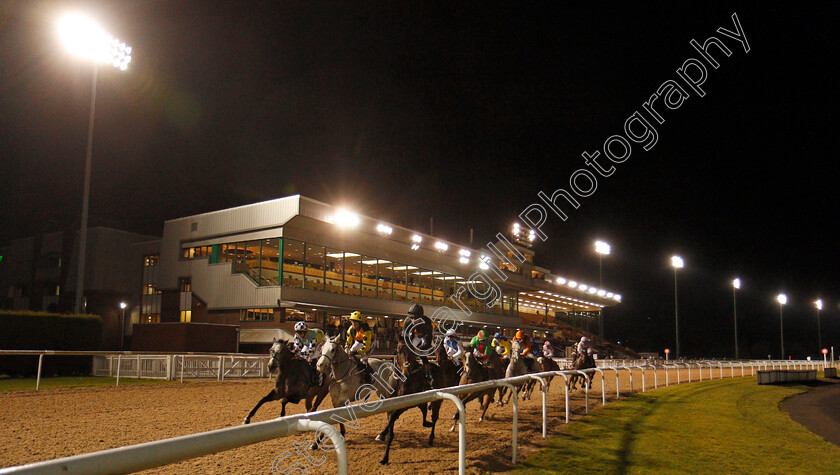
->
516;378;840;474
0;376;175;392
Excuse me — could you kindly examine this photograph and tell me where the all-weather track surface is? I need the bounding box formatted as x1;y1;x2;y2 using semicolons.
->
783;378;840;447
0;368;739;474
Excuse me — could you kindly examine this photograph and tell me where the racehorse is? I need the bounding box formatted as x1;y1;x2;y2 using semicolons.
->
243;339;330;424
500;339;528;405
537;355;560;392
449;349;505;431
315;337;397;444
568;350;596;390
375;343;434;465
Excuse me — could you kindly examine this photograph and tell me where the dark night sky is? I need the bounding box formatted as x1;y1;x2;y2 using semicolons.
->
2;1;838;357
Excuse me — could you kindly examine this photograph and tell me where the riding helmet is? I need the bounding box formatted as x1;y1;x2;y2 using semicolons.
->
407;303;424;317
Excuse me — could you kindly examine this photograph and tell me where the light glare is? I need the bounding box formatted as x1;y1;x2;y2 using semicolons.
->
777;293;787;305
733;278;741;289
671;255;684;268
595;240;611;255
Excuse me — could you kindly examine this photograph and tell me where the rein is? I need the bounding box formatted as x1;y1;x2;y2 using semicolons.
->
324;345;359;384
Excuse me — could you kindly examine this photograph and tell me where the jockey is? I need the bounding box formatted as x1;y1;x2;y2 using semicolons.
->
542;340;555;358
513;330;533;356
293;321;325;363
577;336;595;367
492;332;511;357
345;311;373;358
293;321;326;385
469;329;493;362
444;329;464;366
530;336;542;358
404;304;435;386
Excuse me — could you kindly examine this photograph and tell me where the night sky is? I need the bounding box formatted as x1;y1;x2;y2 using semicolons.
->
2;1;838;358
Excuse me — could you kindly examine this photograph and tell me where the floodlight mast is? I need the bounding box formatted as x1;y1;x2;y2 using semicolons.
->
59;13;131;314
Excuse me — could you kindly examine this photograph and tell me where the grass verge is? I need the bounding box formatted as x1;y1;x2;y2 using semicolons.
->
0;376;174;392
515;378;840;474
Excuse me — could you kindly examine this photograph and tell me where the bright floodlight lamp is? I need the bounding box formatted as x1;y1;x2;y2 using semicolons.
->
411;234;423;243
815;299;823;310
58;14;132;70
334;209;360;228
376;223;393;235
459;257;469;264
434;241;449;252
568;281;578;288
733;278;741;290
119;301;127;309
556;277;566;285
777;293;787;305
595;241;611;255
459;249;471;257
578;284;588;291
671;255;684;268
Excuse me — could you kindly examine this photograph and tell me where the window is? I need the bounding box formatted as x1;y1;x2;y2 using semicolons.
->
377;259;393;300
325;248;344;293
361;256;376;297
260;238;280;286
282;239;304;288
240;308;274;322
179;278;191;292
392;263;407;301
142;314;161;324
144;255;160;267
304;243;325;291
143;284;158;295
243;240;261;283
343;253;361;296
180;310;192;322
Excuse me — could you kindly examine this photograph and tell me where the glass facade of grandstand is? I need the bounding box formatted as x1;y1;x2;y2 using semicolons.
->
182;237;524;317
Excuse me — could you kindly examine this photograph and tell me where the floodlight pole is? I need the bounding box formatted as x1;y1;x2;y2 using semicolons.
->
674;267;680;360
74;65;98;315
733;286;738;360
779;302;785;359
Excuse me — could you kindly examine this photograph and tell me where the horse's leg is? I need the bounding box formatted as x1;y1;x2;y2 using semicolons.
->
280;398;289;417
376;411;393;442
310;387;329;413
379;408;405;465
428;400;441;446
450;394;472;432
497;386;507;406
478;393;491;422
420;402;431;428
243;389;279;424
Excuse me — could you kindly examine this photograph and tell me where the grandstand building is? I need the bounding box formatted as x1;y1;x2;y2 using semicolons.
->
142;195;622;353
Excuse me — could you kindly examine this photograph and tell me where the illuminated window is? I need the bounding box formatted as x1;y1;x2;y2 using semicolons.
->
240;308;273;322
180;310;191;322
144;255;160;266
142;314;161;323
179;278;191;292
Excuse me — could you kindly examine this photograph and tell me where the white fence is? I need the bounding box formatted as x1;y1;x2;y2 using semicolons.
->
1;358;837;475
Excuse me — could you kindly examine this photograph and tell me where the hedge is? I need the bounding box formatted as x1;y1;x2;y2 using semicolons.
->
0;311;102;377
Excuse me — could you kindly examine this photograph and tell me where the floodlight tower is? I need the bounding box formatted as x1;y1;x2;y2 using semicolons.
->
671;255;684;359
58;13;132;314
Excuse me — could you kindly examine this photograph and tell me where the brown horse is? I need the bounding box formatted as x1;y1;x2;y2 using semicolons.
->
376;343;433;465
537;356;560;392
450;349;505;431
568;351;596;390
243;339;330;424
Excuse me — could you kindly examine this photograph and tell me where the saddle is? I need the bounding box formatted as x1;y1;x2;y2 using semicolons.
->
305;360;325;386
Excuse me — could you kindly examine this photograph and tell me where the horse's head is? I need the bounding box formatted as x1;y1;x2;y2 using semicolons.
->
268;339;293;372
316;336;341;374
510;339;521;357
396;343;420;374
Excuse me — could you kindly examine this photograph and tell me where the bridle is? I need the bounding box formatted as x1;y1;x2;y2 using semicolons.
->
321;343;358;384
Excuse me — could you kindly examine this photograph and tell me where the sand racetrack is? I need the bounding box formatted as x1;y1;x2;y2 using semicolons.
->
0;367;702;474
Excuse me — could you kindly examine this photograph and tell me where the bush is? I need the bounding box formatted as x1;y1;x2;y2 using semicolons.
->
0;311;102;377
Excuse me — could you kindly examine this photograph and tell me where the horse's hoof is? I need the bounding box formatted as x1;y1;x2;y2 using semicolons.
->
243;419;250;425
422;420;433;428
379;459;389;466
311;443;318;451
375;434;384;443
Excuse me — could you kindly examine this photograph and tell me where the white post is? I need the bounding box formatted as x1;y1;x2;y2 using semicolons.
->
615;369;621;398
36;354;44;391
116;354;122;387
296;420;348;475
180;355;185;383
665;366;670;387
435;392;466;475
529;376;548;438
217;356;223;381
